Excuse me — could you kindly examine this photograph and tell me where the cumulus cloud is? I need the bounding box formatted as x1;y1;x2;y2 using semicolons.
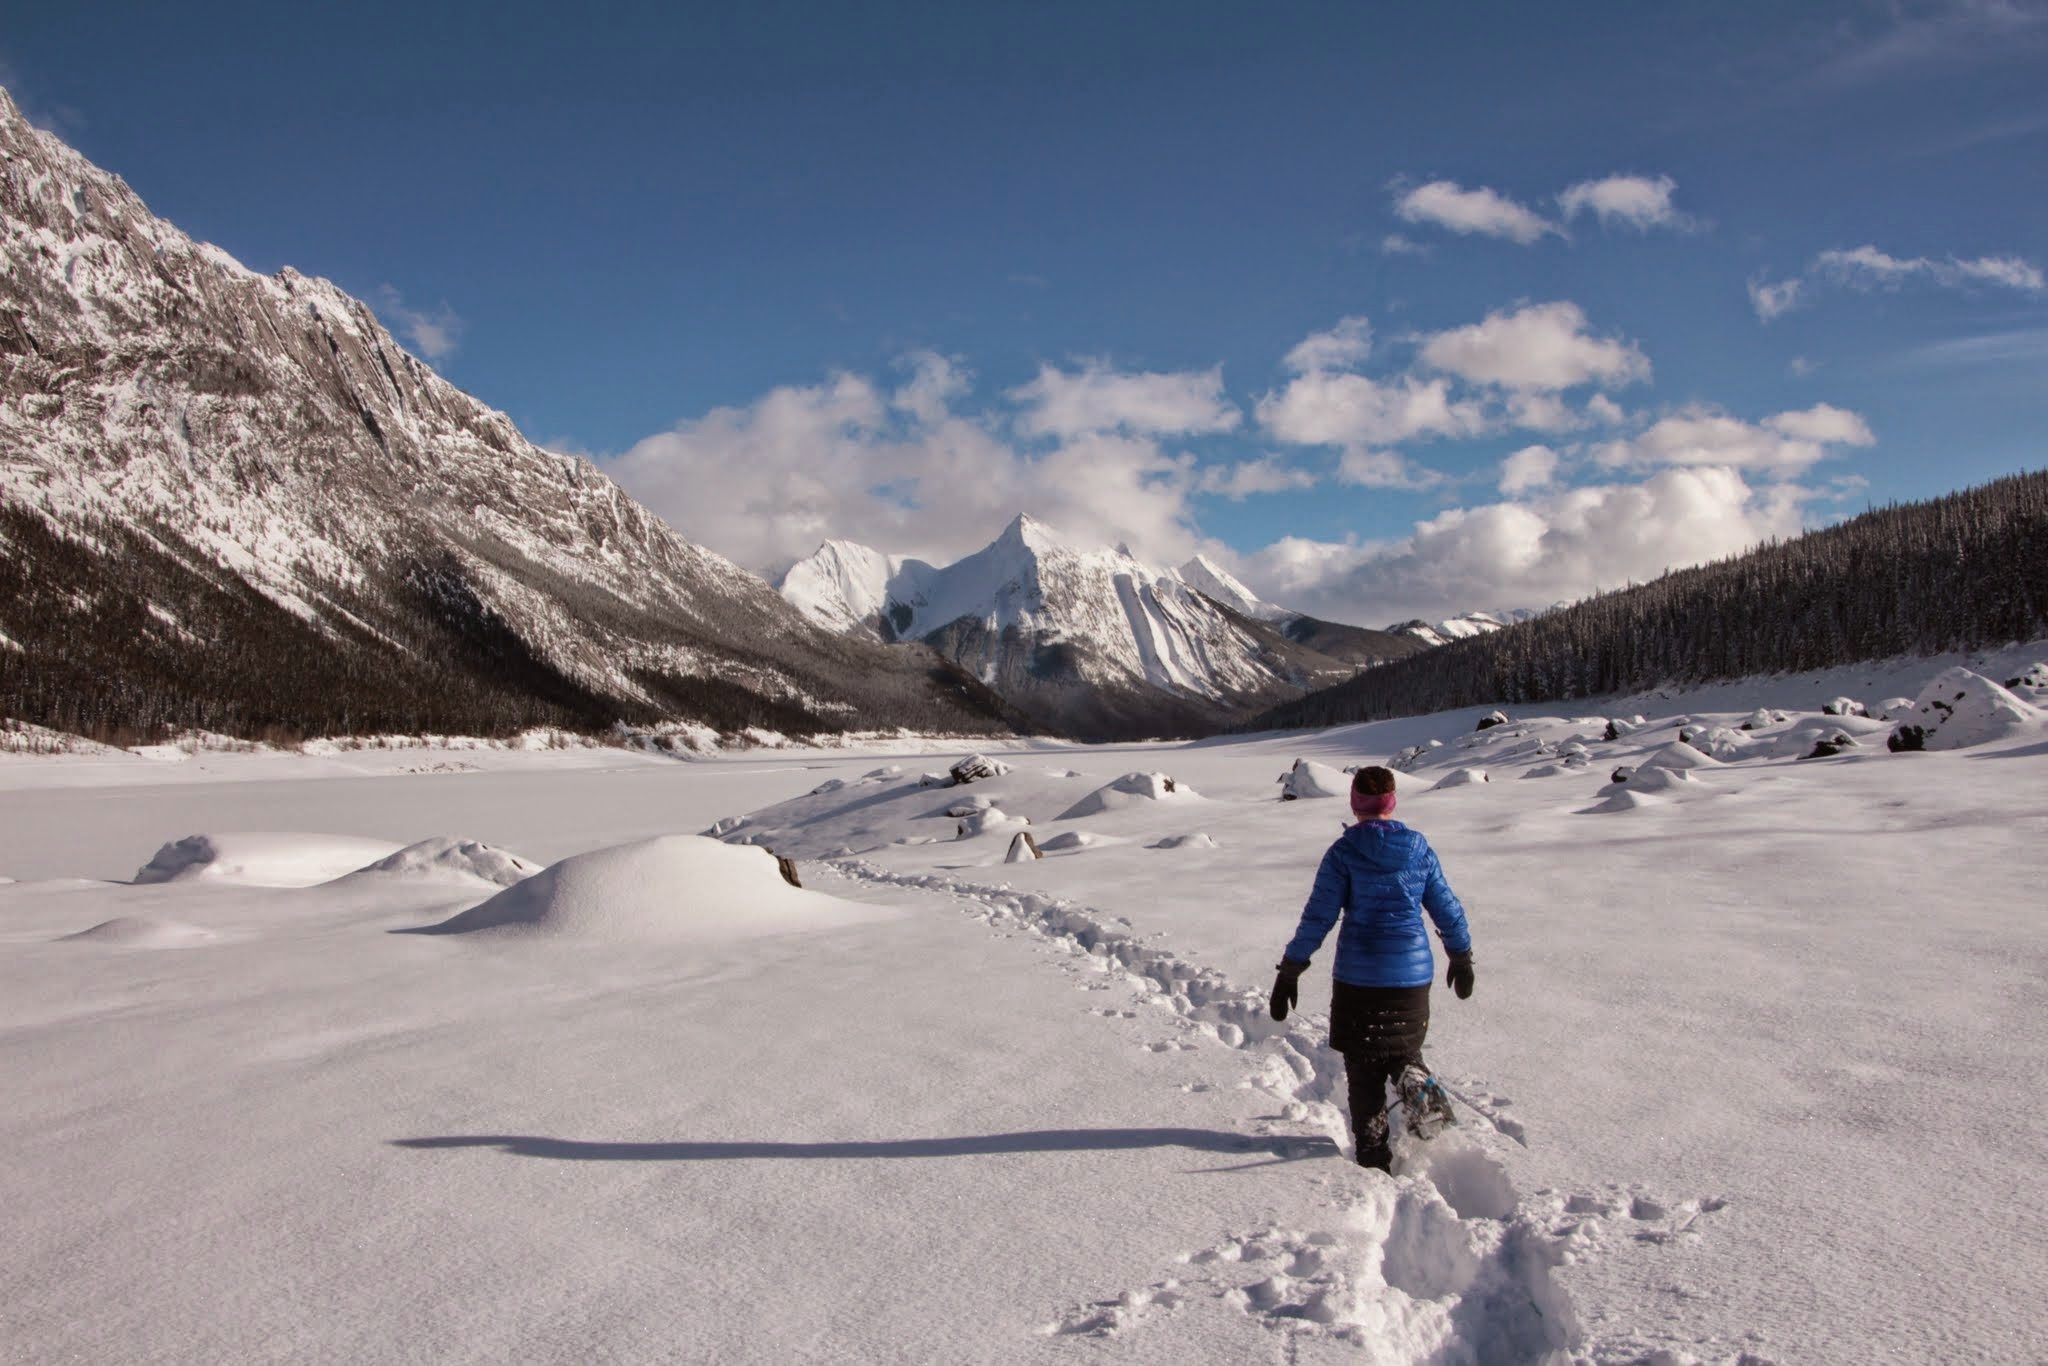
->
1337;449;1444;490
1379;233;1432;257
1196;456;1320;500
1592;403;1875;475
1009;361;1241;438
1417;301;1651;391
610;357;1256;573
1557;174;1687;230
375;285;463;360
1393;180;1560;245
1749;275;1804;321
1499;444;1561;495
1283;316;1374;374
1257;370;1488;447
1240;467;1815;625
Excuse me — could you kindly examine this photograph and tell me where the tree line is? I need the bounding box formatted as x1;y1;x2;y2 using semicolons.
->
1252;469;2048;731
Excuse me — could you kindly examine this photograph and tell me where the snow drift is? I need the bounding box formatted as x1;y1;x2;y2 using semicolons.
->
134;833;407;888
1889;667;2040;752
415;835;889;942
329;836;542;888
1055;772;1198;820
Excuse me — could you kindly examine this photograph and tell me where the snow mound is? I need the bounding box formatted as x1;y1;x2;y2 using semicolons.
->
1589;765;1697;812
949;754;1011;784
1037;831;1128;853
2006;662;2048;704
335;837;542;888
1278;758;1347;800
1148;833;1219;850
1055;772;1196;820
1889;668;2040;752
134;833;407;888
417;836;885;942
1430;767;1488;790
955;808;1029;839
1640;742;1719;772
59;916;217;948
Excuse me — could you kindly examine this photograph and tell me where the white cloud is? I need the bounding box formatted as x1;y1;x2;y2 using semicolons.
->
1503;391;1584;434
1592;403;1874;475
1009;361;1241;438
1240;467;1815;625
1337;449;1444;490
1393;179;1560;245
1283;316;1373;373
375;286;463;361
1584;393;1628;426
1417;301;1651;391
1195;456;1319;500
1379;233;1432;257
609;367;1209;573
1257;369;1488;447
1815;244;2046;292
1788;355;1817;377
1557;174;1686;230
1757;243;2044;322
1499;445;1561;495
890;350;971;425
1748;275;1804;322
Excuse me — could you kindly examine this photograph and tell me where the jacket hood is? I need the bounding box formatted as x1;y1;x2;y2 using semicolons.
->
1341;819;1424;873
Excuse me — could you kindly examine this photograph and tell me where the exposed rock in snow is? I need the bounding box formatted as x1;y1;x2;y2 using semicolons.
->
1390;740;1445;771
1802;733;1859;759
1475;711;1510;732
416;836;886;942
1004;831;1043;863
1055;772;1195;820
134;833;406;888
1888;668;2040;752
2006;663;2048;705
1590;765;1698;812
1602;716;1647;742
1277;758;1348;800
1430;767;1489;790
1822;697;1868;718
1147;833;1219;849
1740;709;1791;731
949;754;1011;785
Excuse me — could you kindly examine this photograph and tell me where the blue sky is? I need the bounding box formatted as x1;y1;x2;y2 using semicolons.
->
6;1;2045;623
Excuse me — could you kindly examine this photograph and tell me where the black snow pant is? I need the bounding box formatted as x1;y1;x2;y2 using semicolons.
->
1330;982;1431;1169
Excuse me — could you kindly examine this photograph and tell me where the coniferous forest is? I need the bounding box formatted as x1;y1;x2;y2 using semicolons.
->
1253;469;2048;731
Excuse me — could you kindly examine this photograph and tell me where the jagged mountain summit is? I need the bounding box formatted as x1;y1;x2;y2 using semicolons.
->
0;87;1011;743
1389;610;1540;648
778;516;1425;737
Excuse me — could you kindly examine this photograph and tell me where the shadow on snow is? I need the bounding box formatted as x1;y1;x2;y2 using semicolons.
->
393;1128;1339;1168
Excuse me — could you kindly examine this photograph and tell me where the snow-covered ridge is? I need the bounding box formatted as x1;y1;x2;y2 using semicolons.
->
776;515;1432;736
1390;609;1539;648
0;86;1004;740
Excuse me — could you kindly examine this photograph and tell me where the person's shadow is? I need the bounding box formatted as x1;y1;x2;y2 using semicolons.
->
394;1128;1339;1170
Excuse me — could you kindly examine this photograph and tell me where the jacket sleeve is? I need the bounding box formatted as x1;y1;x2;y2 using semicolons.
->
1281;845;1349;964
1420;845;1473;956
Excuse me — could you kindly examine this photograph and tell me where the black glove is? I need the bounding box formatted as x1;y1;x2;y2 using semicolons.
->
1446;952;1474;1000
1269;959;1308;1021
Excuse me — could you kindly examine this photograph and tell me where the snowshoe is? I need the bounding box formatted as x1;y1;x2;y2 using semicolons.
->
1397;1065;1457;1140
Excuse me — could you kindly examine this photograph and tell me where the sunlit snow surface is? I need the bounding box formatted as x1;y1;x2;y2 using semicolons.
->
2;645;2045;1363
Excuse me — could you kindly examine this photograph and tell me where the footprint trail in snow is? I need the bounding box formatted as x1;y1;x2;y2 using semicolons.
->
818;860;1733;1362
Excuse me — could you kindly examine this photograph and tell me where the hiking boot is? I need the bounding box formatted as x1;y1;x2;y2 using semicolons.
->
1397;1065;1457;1140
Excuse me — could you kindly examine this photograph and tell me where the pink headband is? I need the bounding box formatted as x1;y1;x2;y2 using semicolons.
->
1350;789;1396;821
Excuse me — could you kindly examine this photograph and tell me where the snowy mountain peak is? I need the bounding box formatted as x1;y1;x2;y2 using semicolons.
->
1177;554;1287;622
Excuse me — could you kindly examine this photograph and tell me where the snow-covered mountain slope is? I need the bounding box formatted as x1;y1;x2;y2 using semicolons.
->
0;87;1009;741
779;517;1425;738
1390;609;1539;649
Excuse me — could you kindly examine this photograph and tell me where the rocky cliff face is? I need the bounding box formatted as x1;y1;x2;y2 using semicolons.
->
0;88;1012;742
778;516;1427;738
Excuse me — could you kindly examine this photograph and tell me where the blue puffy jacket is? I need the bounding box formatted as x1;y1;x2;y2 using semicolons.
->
1282;820;1472;988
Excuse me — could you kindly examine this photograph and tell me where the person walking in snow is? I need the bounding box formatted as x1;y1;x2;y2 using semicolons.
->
1268;764;1474;1172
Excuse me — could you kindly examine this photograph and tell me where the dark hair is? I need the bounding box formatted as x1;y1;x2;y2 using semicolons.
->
1352;765;1396;796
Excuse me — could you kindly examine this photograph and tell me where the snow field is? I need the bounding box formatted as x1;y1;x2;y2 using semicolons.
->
1;643;2044;1362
